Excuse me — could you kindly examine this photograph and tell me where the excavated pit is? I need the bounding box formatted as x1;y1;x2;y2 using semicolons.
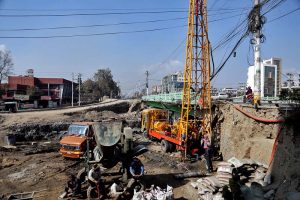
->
215;103;281;165
214;103;300;198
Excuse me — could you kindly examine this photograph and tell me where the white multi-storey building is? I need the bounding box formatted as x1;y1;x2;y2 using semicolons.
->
247;57;281;98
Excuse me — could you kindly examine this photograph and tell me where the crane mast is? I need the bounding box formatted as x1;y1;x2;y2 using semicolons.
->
180;0;212;148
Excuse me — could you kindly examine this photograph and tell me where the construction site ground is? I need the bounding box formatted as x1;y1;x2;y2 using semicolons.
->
1;99;299;199
0;99;204;199
0;140;205;199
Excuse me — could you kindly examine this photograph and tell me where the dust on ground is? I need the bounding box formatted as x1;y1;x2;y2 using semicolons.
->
0;135;206;199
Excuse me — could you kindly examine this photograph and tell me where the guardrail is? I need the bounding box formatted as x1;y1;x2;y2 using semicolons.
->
142;92;200;104
143;93;281;104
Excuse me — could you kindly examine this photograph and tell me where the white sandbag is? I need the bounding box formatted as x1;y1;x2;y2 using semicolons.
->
197;178;204;183
228;157;243;168
205;176;222;188
109;183;123;197
217;166;233;174
217;162;233;167
256;166;267;174
190;182;198;189
213;192;225;200
216;173;232;179
201;192;214;200
254;171;266;180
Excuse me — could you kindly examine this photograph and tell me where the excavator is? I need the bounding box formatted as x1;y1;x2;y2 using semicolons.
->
142;0;213;156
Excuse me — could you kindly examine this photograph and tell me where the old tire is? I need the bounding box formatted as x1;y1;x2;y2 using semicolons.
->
76;167;87;183
87;186;104;200
130;181;144;192
127;179;145;194
87;186;97;200
161;139;170;153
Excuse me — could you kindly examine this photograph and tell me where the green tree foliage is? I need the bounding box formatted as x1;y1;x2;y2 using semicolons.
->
280;88;300;102
82;68;120;101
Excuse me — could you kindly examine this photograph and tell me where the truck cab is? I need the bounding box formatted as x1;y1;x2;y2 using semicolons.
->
59;122;96;159
141;108;169;134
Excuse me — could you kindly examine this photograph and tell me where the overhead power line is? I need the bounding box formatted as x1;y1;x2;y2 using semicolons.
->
268;7;300;23
0;12;249;37
0;24;187;39
0;10;186;17
0;7;251;12
0;9;250;18
0;17;186;32
0;12;247;33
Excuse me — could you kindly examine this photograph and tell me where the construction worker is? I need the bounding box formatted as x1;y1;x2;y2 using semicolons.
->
245;86;253;103
64;174;81;197
129;157;144;178
201;133;213;173
88;164;105;199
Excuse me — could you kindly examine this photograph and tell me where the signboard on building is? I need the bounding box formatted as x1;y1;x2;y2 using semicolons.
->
14;94;30;101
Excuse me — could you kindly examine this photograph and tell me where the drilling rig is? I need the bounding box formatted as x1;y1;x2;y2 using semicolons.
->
180;0;212;151
142;0;212;156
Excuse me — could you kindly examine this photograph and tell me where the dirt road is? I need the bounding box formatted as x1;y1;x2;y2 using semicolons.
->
0;99;127;127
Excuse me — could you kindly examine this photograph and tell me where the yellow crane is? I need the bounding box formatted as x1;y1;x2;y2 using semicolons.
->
180;0;212;151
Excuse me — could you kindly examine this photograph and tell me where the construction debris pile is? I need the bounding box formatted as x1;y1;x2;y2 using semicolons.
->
9;122;70;141
191;157;273;200
132;185;174;200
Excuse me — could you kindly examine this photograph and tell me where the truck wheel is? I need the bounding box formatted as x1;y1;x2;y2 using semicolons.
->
161;140;170;153
76;167;87;183
169;142;176;152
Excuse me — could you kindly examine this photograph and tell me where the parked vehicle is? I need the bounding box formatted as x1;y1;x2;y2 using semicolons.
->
217;92;229;100
141;108;200;154
59;122;97;159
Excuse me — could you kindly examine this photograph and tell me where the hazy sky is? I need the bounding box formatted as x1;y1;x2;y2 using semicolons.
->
0;0;299;95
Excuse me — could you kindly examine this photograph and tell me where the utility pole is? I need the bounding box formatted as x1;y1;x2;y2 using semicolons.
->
145;70;149;96
78;73;82;106
251;0;264;108
71;73;74;107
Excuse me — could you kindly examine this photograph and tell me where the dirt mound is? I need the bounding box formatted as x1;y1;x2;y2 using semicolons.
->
9;122;70;142
216;103;280;165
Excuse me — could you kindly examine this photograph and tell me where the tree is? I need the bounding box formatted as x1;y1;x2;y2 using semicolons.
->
81;69;120;101
93;68;120;99
0;48;13;84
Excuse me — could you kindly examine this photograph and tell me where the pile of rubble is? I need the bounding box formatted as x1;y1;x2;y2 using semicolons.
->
132;185;174;200
191;157;274;200
9;122;70;141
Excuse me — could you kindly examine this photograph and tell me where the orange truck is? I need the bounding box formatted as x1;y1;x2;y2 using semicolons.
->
59;122;97;159
141;108;200;154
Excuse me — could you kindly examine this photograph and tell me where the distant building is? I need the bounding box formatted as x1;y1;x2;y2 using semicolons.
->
152;85;162;94
247;57;281;98
264;58;282;95
282;72;300;88
161;71;184;93
221;88;237;96
1;71;75;108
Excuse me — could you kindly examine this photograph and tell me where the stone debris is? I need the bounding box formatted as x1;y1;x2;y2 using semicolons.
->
132;185;173;200
190;157;273;199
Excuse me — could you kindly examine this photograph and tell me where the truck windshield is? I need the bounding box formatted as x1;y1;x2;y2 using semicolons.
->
68;125;88;136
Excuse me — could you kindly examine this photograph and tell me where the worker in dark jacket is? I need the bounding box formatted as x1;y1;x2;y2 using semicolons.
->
201;133;213;173
129;157;144;178
65;174;81;196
